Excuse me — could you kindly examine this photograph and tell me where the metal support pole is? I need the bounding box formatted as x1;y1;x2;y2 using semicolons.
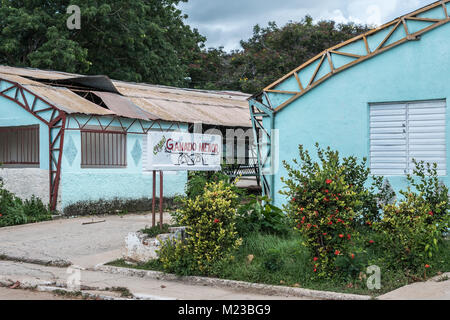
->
159;170;164;230
152;170;156;227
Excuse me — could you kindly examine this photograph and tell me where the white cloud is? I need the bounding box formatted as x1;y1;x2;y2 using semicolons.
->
180;0;431;51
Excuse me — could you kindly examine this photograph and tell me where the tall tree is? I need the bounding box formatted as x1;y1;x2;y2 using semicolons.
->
188;16;371;94
0;0;205;86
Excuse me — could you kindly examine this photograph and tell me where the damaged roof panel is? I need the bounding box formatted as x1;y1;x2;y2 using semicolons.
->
0;65;252;127
24;85;114;116
92;91;159;121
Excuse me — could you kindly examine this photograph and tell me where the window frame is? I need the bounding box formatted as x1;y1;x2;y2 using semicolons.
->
369;99;447;176
80;129;127;169
0;125;40;168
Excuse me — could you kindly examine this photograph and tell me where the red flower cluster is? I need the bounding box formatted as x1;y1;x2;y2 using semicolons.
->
213;218;220;224
326;179;332;184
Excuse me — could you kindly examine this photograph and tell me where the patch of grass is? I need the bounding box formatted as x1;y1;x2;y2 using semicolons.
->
141;223;176;238
106;236;450;297
52;289;85;299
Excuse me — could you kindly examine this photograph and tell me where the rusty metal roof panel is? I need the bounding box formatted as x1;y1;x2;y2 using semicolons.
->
23;85;114;116
113;81;252;127
0;65;80;80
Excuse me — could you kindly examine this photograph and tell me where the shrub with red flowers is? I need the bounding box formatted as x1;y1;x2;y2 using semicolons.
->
372;161;450;273
281;144;368;278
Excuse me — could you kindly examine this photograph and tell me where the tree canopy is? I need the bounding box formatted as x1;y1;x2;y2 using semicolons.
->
0;0;205;86
188;16;371;93
0;1;370;93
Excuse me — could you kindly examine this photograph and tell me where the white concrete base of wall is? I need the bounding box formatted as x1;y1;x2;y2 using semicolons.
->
124;232;159;262
0;168;50;205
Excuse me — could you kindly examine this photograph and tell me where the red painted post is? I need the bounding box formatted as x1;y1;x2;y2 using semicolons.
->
159;170;164;230
152;170;156;227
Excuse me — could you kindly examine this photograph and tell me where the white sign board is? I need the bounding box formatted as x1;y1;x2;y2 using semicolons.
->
146;132;222;171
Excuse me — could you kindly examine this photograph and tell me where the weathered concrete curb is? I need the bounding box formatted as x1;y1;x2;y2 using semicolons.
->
0;253;72;268
95;264;373;300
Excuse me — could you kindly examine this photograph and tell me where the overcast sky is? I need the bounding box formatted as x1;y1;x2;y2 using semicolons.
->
179;0;432;51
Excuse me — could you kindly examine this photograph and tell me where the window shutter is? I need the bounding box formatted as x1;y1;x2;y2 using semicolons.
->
408;100;446;175
370;103;407;175
370;100;447;176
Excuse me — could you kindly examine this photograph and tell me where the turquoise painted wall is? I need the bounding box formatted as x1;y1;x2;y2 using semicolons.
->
0;96;49;169
60;116;188;208
269;22;450;208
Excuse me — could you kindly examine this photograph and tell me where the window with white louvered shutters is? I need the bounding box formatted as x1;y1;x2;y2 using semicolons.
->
370;100;446;176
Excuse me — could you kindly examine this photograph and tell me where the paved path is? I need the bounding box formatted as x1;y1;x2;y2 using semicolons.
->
0;214;310;300
378;273;450;300
0;213;168;268
0;261;305;300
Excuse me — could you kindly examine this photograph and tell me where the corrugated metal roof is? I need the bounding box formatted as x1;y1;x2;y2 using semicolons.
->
93;91;159;120
0;72;113;116
114;81;251;127
25;85;114;116
0;65;252;127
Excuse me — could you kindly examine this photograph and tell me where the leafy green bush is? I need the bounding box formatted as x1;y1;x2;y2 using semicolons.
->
22;196;52;223
158;180;242;275
406;159;449;235
236;195;290;236
185;170;246;200
0;181;52;227
373;160;449;273
280;144;369;278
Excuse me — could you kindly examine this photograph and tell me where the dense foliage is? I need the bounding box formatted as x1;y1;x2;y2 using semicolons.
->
158;181;242;275
281;144;449;282
373;160;450;273
188;17;371;93
0;0;205;86
0;180;52;227
280;144;381;278
1;1;370;92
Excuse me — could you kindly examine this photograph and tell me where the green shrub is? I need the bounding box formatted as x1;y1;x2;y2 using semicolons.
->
185;170;246;200
373;161;449;273
406;159;449;235
236;195;290;236
280;144;369;278
22;196;52;223
158;180;242;275
0;181;51;227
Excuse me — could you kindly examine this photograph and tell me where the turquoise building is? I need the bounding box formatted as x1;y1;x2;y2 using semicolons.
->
249;1;450;207
0;66;251;212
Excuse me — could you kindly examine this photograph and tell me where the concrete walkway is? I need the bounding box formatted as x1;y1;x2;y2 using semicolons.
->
378;273;450;300
0;214;310;300
0;261;305;300
0;213;167;268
